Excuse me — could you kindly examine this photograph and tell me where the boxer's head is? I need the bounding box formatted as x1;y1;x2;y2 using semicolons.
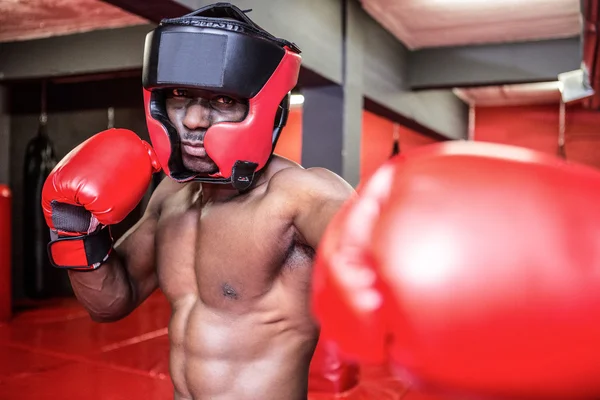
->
142;2;302;191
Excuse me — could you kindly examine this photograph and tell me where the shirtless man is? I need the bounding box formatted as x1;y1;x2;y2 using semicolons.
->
41;3;354;400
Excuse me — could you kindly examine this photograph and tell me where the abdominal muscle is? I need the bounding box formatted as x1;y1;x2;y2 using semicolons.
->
168;290;318;400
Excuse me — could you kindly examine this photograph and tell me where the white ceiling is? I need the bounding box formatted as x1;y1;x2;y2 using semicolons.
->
360;0;582;50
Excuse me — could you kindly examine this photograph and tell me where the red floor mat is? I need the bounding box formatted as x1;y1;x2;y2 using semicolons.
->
0;292;173;400
0;291;422;400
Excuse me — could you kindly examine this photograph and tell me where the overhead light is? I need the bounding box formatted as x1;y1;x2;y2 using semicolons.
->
290;94;304;106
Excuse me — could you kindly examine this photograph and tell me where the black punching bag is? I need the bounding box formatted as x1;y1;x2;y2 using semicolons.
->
23;119;71;298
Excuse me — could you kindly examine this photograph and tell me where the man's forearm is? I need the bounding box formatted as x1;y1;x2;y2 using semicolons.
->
67;251;136;322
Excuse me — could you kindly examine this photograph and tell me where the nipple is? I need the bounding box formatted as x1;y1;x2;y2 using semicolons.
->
222;283;238;300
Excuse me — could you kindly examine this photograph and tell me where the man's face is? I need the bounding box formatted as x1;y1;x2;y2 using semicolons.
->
165;88;249;174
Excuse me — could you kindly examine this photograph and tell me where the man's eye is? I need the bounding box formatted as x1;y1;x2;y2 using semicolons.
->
172;89;188;97
215;96;234;105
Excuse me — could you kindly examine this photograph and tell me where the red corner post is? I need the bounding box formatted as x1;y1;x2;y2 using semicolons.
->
0;184;11;322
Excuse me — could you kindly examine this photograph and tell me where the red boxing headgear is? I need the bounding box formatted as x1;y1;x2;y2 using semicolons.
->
141;3;302;190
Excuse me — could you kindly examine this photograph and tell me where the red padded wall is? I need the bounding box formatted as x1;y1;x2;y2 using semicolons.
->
474;104;600;170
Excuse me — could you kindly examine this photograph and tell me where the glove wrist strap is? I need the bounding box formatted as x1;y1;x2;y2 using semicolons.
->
47;226;113;270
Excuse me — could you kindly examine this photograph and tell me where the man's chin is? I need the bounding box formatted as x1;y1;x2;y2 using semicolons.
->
182;158;218;175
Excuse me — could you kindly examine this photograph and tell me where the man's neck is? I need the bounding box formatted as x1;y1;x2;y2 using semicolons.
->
200;182;239;204
200;172;268;204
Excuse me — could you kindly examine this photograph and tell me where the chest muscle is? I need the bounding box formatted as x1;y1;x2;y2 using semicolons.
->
155;191;304;309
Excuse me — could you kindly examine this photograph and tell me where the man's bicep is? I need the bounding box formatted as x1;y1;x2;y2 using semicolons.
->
114;212;159;305
112;176;173;305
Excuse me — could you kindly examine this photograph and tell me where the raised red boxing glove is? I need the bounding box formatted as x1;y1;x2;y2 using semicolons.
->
42;128;161;270
312;140;600;400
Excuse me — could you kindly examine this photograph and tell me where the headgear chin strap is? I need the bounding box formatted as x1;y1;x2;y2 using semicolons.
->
142;2;302;190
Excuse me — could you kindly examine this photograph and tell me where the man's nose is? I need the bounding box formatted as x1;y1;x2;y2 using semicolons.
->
183;102;211;131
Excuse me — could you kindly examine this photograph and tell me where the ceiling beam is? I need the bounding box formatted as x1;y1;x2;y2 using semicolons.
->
409;37;581;90
0;25;154;82
0;23;335;89
99;0;192;23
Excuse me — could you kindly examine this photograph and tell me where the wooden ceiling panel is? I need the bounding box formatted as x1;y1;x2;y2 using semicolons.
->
0;0;148;43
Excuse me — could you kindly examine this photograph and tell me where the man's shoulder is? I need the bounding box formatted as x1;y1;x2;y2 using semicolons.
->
270;166;344;188
266;160;354;203
145;175;189;215
263;159;356;249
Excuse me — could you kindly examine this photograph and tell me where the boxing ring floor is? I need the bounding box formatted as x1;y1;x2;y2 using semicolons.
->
0;291;436;400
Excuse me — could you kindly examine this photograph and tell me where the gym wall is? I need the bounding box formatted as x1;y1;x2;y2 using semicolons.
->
474;104;600;170
359;111;438;182
274;108;440;184
273;108;303;166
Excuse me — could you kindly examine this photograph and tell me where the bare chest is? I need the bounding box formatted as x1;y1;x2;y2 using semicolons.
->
154;186;313;310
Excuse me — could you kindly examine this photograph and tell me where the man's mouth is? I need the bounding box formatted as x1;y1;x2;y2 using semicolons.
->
181;141;206;157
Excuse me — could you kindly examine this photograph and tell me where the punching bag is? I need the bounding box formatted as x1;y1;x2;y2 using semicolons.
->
0;185;12;321
23;118;71;298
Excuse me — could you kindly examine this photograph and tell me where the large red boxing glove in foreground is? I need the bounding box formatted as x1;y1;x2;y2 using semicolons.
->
42;128;160;270
308;338;360;394
308;338;408;400
312;140;600;400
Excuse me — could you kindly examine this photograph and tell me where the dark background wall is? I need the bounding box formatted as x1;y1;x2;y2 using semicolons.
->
7;76;156;300
0;87;9;185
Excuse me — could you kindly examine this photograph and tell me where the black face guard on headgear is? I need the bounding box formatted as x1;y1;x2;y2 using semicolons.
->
142;2;302;190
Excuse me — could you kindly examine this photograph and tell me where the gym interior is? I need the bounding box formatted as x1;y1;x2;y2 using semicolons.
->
0;0;597;399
